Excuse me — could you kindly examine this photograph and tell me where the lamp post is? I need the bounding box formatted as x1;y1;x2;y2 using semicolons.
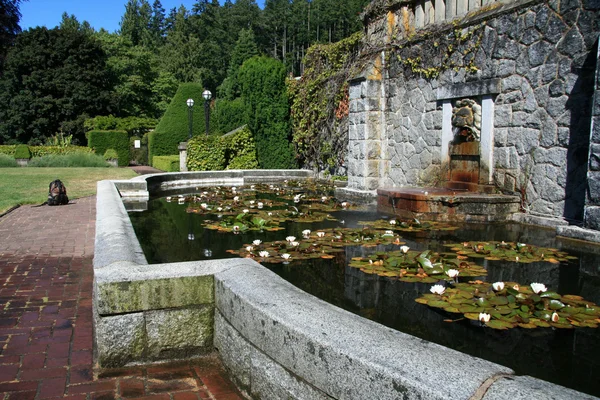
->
186;98;194;139
202;90;212;136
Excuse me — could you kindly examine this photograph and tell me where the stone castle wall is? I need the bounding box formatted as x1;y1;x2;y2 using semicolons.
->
348;0;599;222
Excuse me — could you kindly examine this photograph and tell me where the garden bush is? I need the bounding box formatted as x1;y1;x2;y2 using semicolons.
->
0;153;17;167
14;144;31;159
28;152;109;167
84;115;157;136
238;56;296;169
0;145;16;156
150;83;210;164
87;130;130;166
103;149;119;161
214;98;247;134
152;155;179;172
222;126;258;169
186;135;226;171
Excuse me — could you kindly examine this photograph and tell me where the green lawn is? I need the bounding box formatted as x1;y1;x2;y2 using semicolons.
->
0;168;138;214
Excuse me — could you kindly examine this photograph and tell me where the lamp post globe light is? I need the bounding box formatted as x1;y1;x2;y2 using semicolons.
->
202;90;212;137
186;98;194;140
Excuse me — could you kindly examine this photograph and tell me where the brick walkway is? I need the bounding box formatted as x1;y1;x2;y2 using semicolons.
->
0;194;243;400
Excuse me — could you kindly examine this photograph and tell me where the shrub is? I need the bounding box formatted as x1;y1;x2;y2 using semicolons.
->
0;153;17;167
103;148;119;161
222;126;258;169
28;152;109;167
0;145;16;156
186;135;226;171
214;98;247;134
186;126;258;171
238;56;296;169
30;146;94;158
14;144;31;159
87;130;130;166
152;155;179;172
150;83;211;164
84;115;157;136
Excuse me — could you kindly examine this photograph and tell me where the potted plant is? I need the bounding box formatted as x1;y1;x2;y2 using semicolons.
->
103;148;119;167
14;144;31;166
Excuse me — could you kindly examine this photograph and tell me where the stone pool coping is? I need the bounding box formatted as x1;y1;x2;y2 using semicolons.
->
93;170;598;399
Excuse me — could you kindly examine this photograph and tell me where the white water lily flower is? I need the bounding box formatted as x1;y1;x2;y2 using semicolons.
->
479;313;491;323
317;231;325;238
281;254;291;260
233;196;239;202
246;246;254;252
302;229;311;237
200;203;208;209
341;202;348;208
400;246;410;254
178;197;185;204
250;185;256;189
268;212;273;216
253;240;262;246
166;196;172;202
321;196;328;202
530;282;547;294
286;236;296;242
259;251;269;258
492;282;505;291
257;202;264;209
232;225;240;232
383;230;394;237
249;200;255;205
389;219;397;225
513;284;520;291
446;269;459;278
242;209;250;213
551;312;559;322
217;207;223;212
430;285;446;295
290;241;299;247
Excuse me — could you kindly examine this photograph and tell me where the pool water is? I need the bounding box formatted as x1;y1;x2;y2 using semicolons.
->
128;193;600;397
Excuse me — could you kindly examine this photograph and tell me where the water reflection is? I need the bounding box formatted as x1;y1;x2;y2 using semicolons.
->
128;196;600;396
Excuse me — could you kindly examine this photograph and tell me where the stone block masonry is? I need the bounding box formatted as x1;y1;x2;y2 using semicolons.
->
348;0;600;223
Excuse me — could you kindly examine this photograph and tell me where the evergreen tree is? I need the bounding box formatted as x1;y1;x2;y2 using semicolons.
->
0;0;25;69
238;56;296;169
149;0;166;48
119;0;152;46
218;27;259;99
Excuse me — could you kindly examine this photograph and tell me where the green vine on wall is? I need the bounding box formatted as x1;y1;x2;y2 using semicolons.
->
288;31;365;172
394;23;484;78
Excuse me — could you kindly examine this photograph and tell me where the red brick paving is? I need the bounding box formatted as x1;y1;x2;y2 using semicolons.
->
0;194;243;400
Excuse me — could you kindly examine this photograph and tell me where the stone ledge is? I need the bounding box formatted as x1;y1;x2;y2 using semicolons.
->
556;225;600;244
509;213;569;228
334;187;377;204
214;262;513;400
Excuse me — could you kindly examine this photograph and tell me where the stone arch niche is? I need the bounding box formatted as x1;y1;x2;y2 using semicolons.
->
438;78;501;189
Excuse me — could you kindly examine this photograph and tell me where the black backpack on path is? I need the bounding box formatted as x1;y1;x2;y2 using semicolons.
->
48;179;69;206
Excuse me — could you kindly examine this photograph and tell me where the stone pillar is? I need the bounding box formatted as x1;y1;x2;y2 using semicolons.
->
480;94;495;184
441;100;453;164
348;77;384;192
178;142;188;172
584;42;600;229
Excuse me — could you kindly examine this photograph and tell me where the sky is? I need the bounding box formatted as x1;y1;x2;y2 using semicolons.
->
20;0;265;33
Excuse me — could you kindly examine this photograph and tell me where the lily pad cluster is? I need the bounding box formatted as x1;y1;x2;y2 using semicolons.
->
416;281;600;329
348;250;487;283
228;228;406;261
444;241;577;263
359;218;459;233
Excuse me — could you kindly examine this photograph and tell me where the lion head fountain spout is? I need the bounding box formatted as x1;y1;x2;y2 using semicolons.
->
451;99;481;142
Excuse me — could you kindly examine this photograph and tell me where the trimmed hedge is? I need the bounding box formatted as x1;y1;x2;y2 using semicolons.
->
214;98;247;134
14;144;31;159
152;155;180;172
187;125;258;171
0;145;96;157
28;153;110;167
150;83;210;164
130;136;148;166
87;130;130;167
103;149;118;160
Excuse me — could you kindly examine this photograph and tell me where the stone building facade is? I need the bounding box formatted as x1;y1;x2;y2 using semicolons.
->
347;0;599;224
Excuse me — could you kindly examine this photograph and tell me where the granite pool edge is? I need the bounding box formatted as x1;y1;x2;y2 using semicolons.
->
92;171;598;400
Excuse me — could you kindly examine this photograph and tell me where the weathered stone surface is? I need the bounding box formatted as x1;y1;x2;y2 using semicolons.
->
146;307;213;360
95;313;145;368
483;375;597;400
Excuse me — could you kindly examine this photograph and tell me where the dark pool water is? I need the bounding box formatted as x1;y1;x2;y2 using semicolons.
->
128;193;600;397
